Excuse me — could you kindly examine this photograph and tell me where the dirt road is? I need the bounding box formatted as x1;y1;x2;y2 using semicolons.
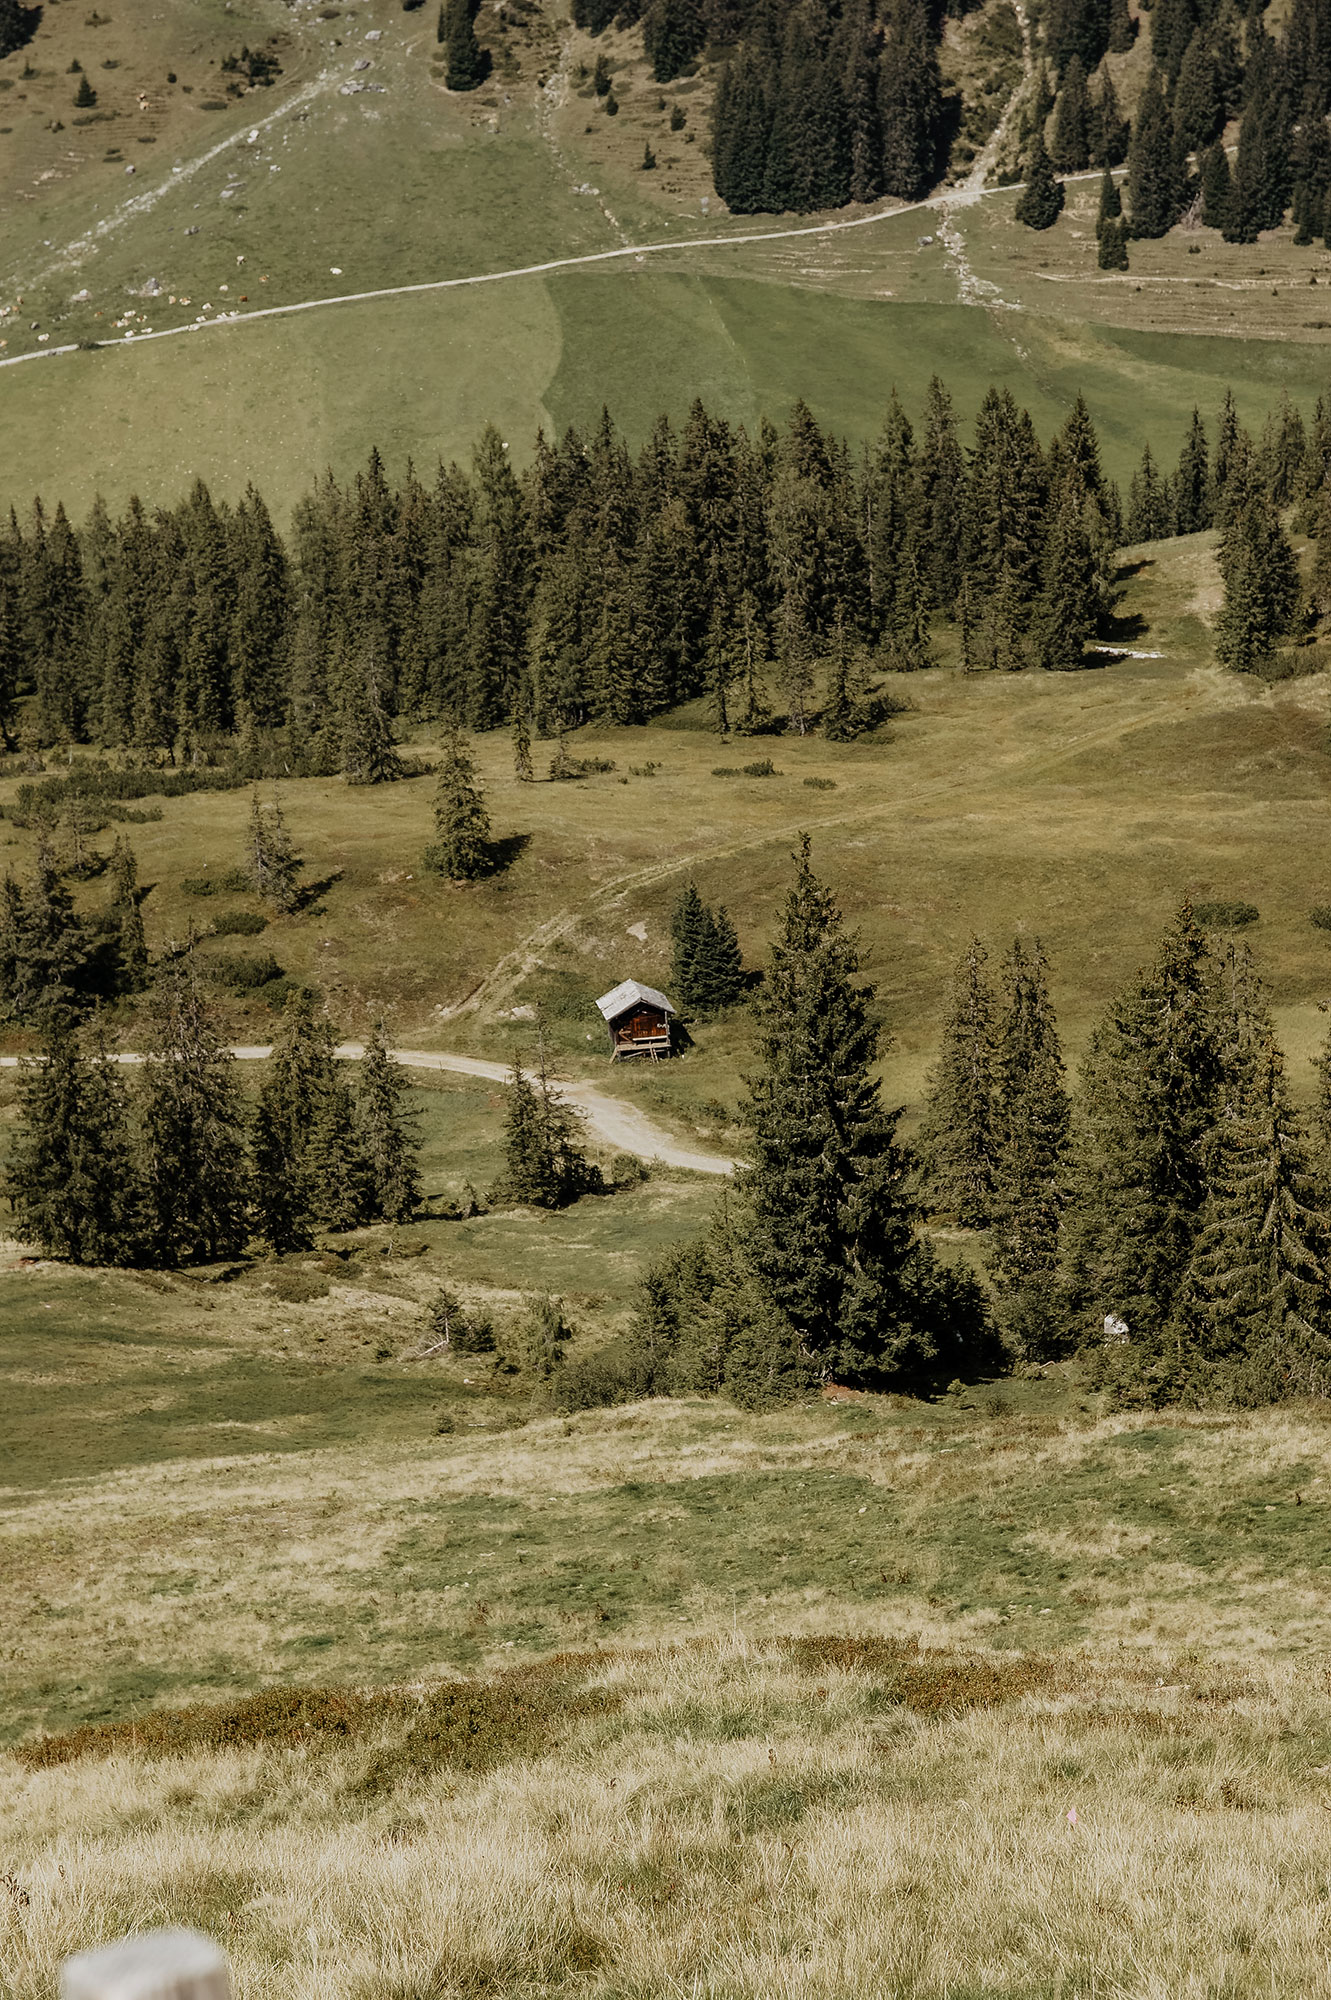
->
0;1045;736;1177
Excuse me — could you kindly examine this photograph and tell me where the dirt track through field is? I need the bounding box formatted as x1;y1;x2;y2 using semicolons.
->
0;1044;736;1175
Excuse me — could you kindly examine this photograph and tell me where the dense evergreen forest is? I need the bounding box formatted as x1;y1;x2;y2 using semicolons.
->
568;0;1331;238
0;380;1323;766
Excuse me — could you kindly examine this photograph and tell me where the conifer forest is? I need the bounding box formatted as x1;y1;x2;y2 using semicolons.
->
1;377;1324;761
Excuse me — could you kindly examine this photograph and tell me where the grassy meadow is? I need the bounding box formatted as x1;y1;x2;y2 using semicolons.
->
5;1291;1331;1997
2;0;1331;512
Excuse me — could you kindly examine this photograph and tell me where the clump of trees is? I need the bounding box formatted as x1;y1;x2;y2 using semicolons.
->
669;882;744;1012
490;1046;602;1208
560;840;994;1411
6;982;424;1264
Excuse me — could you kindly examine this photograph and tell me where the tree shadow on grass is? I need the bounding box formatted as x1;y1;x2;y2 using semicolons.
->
291;870;343;916
484;832;531;876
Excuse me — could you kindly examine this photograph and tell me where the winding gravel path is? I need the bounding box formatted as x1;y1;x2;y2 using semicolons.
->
0;1043;736;1177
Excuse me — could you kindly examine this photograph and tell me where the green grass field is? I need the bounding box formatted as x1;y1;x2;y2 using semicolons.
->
1;0;1329;515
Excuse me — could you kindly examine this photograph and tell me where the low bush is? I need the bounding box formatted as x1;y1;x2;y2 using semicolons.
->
1312;906;1331;931
183;870;251;897
211;908;267;937
610;1152;649;1186
803;776;836;790
263;1266;332;1303
203;950;284;991
742;759;780;777
1193;900;1259;930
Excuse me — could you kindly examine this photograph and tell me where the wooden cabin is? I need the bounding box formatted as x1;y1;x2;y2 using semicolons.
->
596;979;675;1061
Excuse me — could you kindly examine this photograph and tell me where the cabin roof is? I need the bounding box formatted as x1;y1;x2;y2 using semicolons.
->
595;979;675;1023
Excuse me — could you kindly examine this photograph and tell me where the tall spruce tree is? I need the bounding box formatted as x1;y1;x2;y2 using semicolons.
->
1173;1030;1331;1400
1050;56;1092;171
107;835;149;994
357;1022;423;1223
670;880;714;1009
7;1011;141;1264
138;957;249;1265
442;0;490;89
1214;491;1299;671
425;725;492;878
989;938;1070;1353
740;838;970;1385
1015;134;1066;227
492;1045;597;1207
1126;69;1185;236
1173;408;1213;534
250;989;368;1250
1066;900;1225;1345
916;936;996;1227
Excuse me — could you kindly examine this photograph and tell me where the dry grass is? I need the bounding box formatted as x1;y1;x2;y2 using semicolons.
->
6;1640;1331;1998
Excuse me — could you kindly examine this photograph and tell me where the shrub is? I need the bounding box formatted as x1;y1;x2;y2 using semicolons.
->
263;1266;332;1303
1193;900;1258;930
712;766;741;776
183;869;251;896
610;1152;649;1186
211;908;267;937
203;950;284;991
1311;906;1331;931
803;776;836;790
742;759;780;777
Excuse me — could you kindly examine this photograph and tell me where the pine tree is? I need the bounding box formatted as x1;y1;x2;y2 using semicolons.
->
138;956;249;1266
442;0;490;89
1036;483;1102;668
245;789;303;913
670;880;713;1009
74;72;96;108
7;1011;140;1264
1126;69;1185;237
1096;163;1122;233
989;938;1070;1353
1173;30;1223;153
6;846;89;1022
1173;408;1213;534
107;834;149;994
1215;491;1300;671
512;698;534;782
1098;215;1130;267
1173;1035;1331;1399
250;989;368;1250
0;0;36;61
340;653;404;785
1065;900;1225;1345
642;0;706;83
1200;139;1233;229
1311;480;1331;617
1015;134;1066;227
1091;63;1129;166
357;1022;423;1223
701;904;744;1008
425;725;492;879
1050;55;1091;171
492;1045;597;1207
740;838;961;1385
915;936;996;1228
1126;443;1171;541
1106;0;1136;53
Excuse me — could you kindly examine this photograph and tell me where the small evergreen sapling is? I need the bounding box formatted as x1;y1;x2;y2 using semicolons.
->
916;936;996;1227
245;789;303;913
425;726;492;879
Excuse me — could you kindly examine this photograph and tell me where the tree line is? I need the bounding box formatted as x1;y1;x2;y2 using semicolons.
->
7;378;1323;767
7;981;421;1265
1025;0;1331;250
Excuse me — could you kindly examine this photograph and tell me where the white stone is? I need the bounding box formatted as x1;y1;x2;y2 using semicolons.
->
61;1931;232;2000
